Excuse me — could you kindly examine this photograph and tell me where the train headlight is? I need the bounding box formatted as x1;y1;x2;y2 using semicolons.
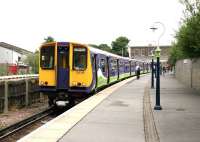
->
82;83;86;87
40;81;44;85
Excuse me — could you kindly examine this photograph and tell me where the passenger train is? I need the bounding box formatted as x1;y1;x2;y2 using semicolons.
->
39;42;149;106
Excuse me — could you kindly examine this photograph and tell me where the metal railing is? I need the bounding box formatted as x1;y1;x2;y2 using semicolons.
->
0;74;38;81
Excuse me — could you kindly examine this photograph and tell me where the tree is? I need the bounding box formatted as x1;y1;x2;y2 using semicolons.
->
168;42;185;66
44;36;55;43
23;50;39;74
169;0;200;63
111;36;130;56
176;14;200;58
98;44;112;52
89;44;112;52
180;0;200;19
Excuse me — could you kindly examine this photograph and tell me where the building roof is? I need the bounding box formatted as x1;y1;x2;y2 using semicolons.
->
0;42;33;54
130;45;171;48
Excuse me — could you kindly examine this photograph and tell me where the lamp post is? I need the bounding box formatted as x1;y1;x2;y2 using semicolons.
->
154;47;162;110
150;22;165;110
150;51;154;89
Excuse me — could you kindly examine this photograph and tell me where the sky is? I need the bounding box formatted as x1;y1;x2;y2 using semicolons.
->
0;0;184;52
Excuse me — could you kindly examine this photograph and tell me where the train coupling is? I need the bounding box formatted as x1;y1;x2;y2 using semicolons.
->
56;100;69;107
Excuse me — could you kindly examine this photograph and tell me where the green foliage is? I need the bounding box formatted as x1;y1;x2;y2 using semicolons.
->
90;36;130;56
179;0;200;18
169;0;200;64
176;13;200;58
90;43;112;52
44;36;55;43
0;64;7;76
168;42;185;65
23;50;39;74
98;44;112;52
111;36;130;57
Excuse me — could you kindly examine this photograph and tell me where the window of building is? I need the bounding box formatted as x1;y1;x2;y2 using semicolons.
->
141;49;145;56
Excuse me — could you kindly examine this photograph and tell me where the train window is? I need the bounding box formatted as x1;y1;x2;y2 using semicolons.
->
73;47;87;70
100;58;106;73
125;62;130;70
111;59;117;70
58;47;69;69
40;46;54;69
119;61;123;68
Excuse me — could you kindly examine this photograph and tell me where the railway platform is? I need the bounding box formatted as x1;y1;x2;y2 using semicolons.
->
59;75;148;142
18;75;149;142
18;73;200;142
150;73;200;142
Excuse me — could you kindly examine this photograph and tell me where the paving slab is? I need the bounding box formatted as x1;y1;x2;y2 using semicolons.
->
59;76;149;142
150;74;200;142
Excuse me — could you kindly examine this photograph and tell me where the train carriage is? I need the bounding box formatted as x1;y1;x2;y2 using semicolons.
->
39;41;148;107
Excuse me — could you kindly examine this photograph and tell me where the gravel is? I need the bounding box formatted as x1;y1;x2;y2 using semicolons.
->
0;101;48;129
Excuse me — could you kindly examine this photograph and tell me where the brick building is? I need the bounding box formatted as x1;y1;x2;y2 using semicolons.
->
129;45;171;63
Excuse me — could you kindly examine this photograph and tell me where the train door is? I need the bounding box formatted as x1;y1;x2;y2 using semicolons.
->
57;46;69;89
117;59;119;80
94;54;98;88
106;57;110;84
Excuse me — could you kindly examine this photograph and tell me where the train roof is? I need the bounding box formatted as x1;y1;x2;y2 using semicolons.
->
88;46;136;61
88;46;147;63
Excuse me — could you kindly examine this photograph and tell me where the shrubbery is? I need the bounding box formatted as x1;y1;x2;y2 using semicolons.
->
168;0;200;65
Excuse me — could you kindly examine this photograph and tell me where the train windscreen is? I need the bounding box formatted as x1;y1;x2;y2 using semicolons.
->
73;47;87;70
40;46;55;69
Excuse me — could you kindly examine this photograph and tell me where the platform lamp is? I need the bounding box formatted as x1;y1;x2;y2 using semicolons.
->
150;21;165;110
150;51;155;89
154;46;162;110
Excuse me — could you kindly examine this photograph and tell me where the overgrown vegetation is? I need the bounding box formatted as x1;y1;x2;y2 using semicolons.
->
23;50;39;74
168;0;200;65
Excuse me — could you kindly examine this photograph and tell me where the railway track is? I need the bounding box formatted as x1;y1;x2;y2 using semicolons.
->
0;107;55;142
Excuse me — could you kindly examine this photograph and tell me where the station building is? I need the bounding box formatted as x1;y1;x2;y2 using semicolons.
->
129;45;171;64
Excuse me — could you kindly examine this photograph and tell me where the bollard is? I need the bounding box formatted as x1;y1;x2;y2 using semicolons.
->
4;81;8;113
25;79;29;106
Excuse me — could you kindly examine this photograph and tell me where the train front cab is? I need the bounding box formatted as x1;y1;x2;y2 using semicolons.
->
39;42;93;106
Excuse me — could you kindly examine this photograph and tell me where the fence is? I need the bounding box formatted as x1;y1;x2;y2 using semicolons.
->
0;78;47;113
0;74;38;81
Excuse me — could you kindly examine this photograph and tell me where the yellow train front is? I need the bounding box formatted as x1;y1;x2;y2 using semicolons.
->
39;42;94;106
